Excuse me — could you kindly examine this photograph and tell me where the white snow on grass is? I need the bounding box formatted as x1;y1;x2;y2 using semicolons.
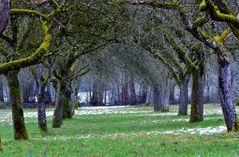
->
74;109;150;115
139;113;178;117
147;126;227;135
149;117;223;124
31;126;227;141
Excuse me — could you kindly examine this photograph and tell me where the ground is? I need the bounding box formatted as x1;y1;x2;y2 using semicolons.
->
0;104;239;157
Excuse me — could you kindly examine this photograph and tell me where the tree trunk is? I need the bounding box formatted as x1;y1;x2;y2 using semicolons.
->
38;83;49;132
0;0;10;33
218;51;239;131
6;70;28;140
52;81;65;128
178;75;190;115
0;138;2;151
71;88;76;115
129;81;136;105
0;76;4;102
33;65;47;132
153;85;160;112
169;81;176;104
63;86;72;119
145;87;152;105
159;79;170;112
190;70;204;123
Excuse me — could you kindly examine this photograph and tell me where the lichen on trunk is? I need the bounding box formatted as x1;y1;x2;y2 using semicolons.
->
217;50;238;131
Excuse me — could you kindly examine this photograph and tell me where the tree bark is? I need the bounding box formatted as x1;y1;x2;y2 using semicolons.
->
52;81;65;128
153;85;160;112
6;70;28;140
63;86;72;119
159;79;170;112
190;70;204;123
38;84;48;132
33;65;47;132
0;76;4;102
0;138;2;151
0;0;10;33
178;75;190;115
218;51;239;131
129;81;136;105
145;87;152;105
169;81;176;104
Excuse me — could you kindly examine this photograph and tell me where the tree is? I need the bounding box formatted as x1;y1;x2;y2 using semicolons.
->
0;0;65;139
127;0;239;130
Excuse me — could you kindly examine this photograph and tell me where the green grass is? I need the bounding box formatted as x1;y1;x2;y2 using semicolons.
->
0;104;239;157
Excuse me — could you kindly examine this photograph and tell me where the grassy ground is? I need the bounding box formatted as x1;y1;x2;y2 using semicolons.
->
0;104;239;157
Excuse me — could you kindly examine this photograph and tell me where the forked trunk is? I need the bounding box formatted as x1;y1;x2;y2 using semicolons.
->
190;70;204;123
218;51;239;131
6;70;28;140
52;81;65;128
178;75;190;115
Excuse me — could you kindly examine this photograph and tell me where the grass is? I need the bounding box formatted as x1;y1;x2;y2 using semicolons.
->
0;104;239;157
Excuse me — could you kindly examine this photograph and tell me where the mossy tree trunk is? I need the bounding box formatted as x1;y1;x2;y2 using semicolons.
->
52;80;65;128
217;50;239;131
6;70;28;140
178;75;190;115
190;69;204;123
63;85;72;119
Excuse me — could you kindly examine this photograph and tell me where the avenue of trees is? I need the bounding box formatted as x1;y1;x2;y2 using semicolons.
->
0;0;239;152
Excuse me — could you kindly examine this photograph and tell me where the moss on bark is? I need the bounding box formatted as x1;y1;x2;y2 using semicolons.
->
190;70;204;123
63;88;72;119
6;70;28;140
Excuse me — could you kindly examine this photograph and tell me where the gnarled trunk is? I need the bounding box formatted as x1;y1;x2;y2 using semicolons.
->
6;70;28;140
178;75;190;115
190;70;204;123
218;52;239;131
52;81;64;128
